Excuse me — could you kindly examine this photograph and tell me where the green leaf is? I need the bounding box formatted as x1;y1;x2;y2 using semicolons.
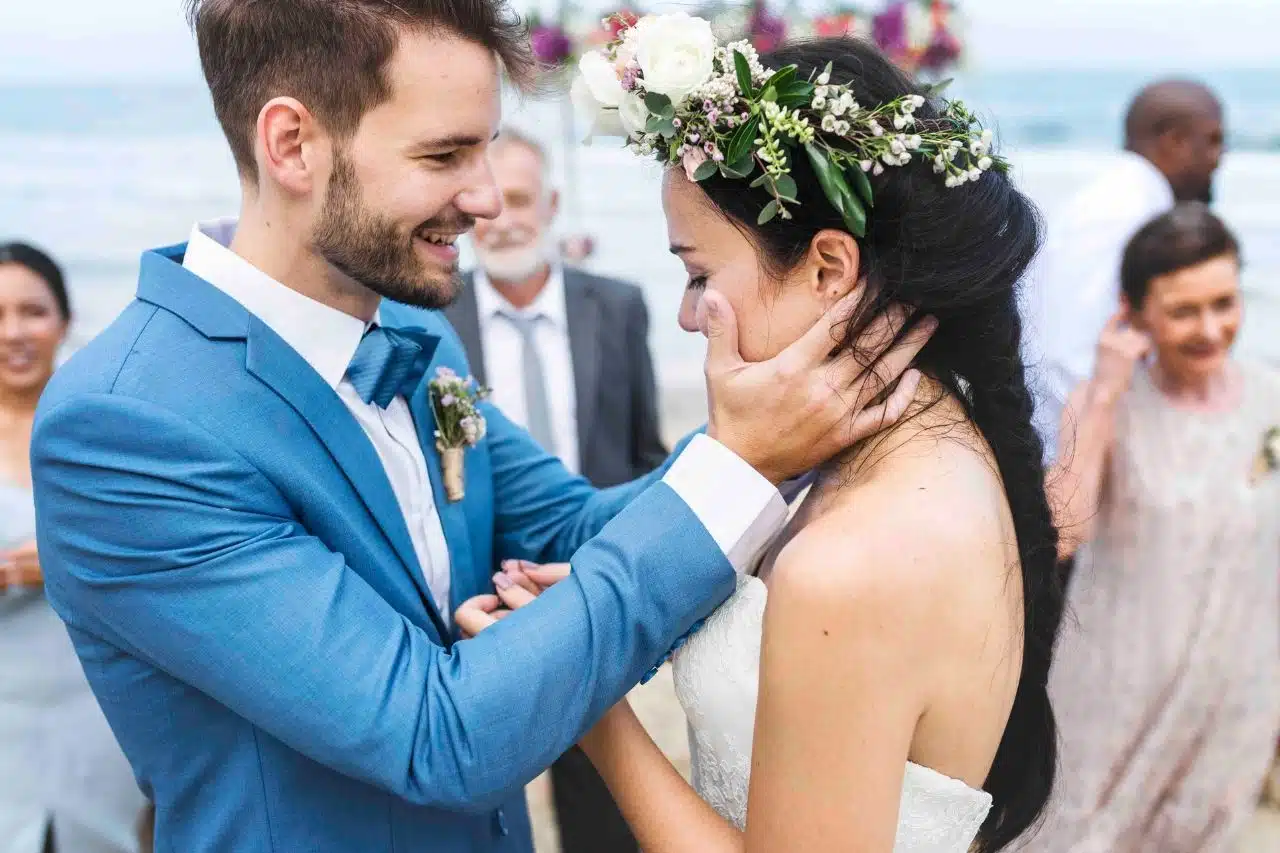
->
692;159;719;182
775;81;816;108
757;200;779;225
850;164;875;208
804;143;846;215
733;49;755;99
761;85;778;103
774;173;799;202
644;92;675;119
922;78;953;98
762;65;797;93
804;143;867;237
721;154;756;179
725;115;761;166
645;114;665;134
749;173;770;189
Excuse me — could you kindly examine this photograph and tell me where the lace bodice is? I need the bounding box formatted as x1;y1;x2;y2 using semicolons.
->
672;575;993;850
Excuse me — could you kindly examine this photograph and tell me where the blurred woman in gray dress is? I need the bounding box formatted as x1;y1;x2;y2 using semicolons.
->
1038;205;1280;852
0;243;145;853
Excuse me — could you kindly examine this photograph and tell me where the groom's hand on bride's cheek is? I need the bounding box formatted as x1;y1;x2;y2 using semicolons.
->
699;288;935;485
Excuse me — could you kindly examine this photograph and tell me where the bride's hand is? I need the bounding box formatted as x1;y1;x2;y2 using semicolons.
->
453;561;570;639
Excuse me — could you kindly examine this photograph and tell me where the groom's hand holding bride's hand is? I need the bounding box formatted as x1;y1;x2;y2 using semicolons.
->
700;287;934;485
455;561;570;639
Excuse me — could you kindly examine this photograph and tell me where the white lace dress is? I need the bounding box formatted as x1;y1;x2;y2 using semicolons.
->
672;575;993;851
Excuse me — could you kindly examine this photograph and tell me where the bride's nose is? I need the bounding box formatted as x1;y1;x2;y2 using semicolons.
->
678;289;702;334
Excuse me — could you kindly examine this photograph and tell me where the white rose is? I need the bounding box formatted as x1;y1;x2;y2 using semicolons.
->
578;50;624;108
618;92;651;137
570;75;625;142
635;13;715;103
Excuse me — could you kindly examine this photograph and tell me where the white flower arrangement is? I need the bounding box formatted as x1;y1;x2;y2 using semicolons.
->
571;12;1007;236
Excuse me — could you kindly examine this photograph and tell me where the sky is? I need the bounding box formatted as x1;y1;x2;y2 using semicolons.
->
1;0;1277;82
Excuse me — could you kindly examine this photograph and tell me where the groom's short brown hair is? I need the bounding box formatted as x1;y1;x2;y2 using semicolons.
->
186;0;534;179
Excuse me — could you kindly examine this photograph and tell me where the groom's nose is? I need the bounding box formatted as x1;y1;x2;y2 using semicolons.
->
454;157;504;222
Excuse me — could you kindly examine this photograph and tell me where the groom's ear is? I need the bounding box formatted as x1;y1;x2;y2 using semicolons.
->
256;96;322;196
806;230;861;304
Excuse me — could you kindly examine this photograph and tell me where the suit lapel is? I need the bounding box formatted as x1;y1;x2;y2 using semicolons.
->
565;271;602;456
243;316;450;639
443;275;487;387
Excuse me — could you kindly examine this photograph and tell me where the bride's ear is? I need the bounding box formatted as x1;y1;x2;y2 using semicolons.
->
805;230;862;305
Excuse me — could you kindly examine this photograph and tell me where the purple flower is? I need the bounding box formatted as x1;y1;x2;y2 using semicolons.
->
620;66;639;91
441;394;457;407
706;109;720;124
435;366;458;380
530;24;572;66
673;117;683;129
872;3;908;57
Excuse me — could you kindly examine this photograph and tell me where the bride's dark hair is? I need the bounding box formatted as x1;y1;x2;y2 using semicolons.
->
696;38;1062;850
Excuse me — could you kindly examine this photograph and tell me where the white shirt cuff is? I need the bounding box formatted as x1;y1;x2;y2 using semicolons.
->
662;434;788;575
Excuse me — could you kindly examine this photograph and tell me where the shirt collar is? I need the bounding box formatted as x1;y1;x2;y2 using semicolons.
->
181;218;370;390
473;264;567;329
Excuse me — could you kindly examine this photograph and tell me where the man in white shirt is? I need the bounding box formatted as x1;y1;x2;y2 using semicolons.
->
30;5;934;853
447;128;665;852
1028;80;1224;458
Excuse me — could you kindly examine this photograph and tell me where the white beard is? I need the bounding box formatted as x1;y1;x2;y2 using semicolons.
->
475;237;553;282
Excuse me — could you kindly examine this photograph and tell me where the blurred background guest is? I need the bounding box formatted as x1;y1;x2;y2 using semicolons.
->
447;127;667;486
1029;80;1225;457
0;243;145;853
445;128;666;853
1037;205;1280;852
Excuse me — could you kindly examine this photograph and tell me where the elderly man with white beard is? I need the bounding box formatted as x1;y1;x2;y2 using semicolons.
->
444;128;666;851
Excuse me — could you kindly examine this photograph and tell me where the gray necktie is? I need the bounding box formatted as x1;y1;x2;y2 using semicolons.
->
500;310;555;452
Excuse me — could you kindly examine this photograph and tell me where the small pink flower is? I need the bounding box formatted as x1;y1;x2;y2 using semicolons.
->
682;146;709;181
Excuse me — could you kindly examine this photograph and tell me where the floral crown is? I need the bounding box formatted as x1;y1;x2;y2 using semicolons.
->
570;12;1007;237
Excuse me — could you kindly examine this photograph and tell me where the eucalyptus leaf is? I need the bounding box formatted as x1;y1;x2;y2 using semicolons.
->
733;50;755;99
757;200;779;225
725;115;761;166
749;173;770;189
774;174;798;202
722;154;755;179
645;114;665;134
644;92;675;119
692;159;719;182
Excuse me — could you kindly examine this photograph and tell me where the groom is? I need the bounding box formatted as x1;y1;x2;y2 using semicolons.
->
31;2;929;852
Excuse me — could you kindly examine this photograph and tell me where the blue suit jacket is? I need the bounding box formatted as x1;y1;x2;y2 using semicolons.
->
31;245;735;852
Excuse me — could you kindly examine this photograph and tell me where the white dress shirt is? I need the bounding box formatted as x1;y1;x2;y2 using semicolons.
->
180;219;786;612
183;219;455;621
1025;152;1174;458
474;267;580;473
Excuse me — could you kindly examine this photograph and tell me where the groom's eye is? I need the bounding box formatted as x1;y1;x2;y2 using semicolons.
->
420;152;457;165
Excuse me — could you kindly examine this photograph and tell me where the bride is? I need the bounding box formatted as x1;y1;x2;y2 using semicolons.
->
459;21;1064;853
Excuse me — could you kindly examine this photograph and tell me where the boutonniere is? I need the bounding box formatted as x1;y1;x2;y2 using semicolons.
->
428;367;490;502
1249;425;1280;486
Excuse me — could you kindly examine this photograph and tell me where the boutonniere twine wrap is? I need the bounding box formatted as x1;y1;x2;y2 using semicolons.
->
1251;425;1280;485
428;367;490;502
570;12;1006;236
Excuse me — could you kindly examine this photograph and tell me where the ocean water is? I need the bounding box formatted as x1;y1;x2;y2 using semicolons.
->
1;68;1278;388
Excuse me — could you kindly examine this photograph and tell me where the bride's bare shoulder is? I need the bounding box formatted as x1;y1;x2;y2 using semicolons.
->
766;410;1019;654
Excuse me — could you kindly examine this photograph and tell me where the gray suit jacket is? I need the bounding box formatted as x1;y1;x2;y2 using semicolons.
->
446;269;668;487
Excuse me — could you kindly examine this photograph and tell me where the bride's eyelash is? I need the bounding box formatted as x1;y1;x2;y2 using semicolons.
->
686;275;708;291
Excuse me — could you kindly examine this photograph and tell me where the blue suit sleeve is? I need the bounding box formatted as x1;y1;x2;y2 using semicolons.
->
32;393;732;812
480;399;702;564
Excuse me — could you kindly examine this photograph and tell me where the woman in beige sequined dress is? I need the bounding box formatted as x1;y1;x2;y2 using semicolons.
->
1037;204;1280;852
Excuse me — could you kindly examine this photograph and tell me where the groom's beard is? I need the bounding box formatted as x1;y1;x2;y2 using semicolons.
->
312;151;471;310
